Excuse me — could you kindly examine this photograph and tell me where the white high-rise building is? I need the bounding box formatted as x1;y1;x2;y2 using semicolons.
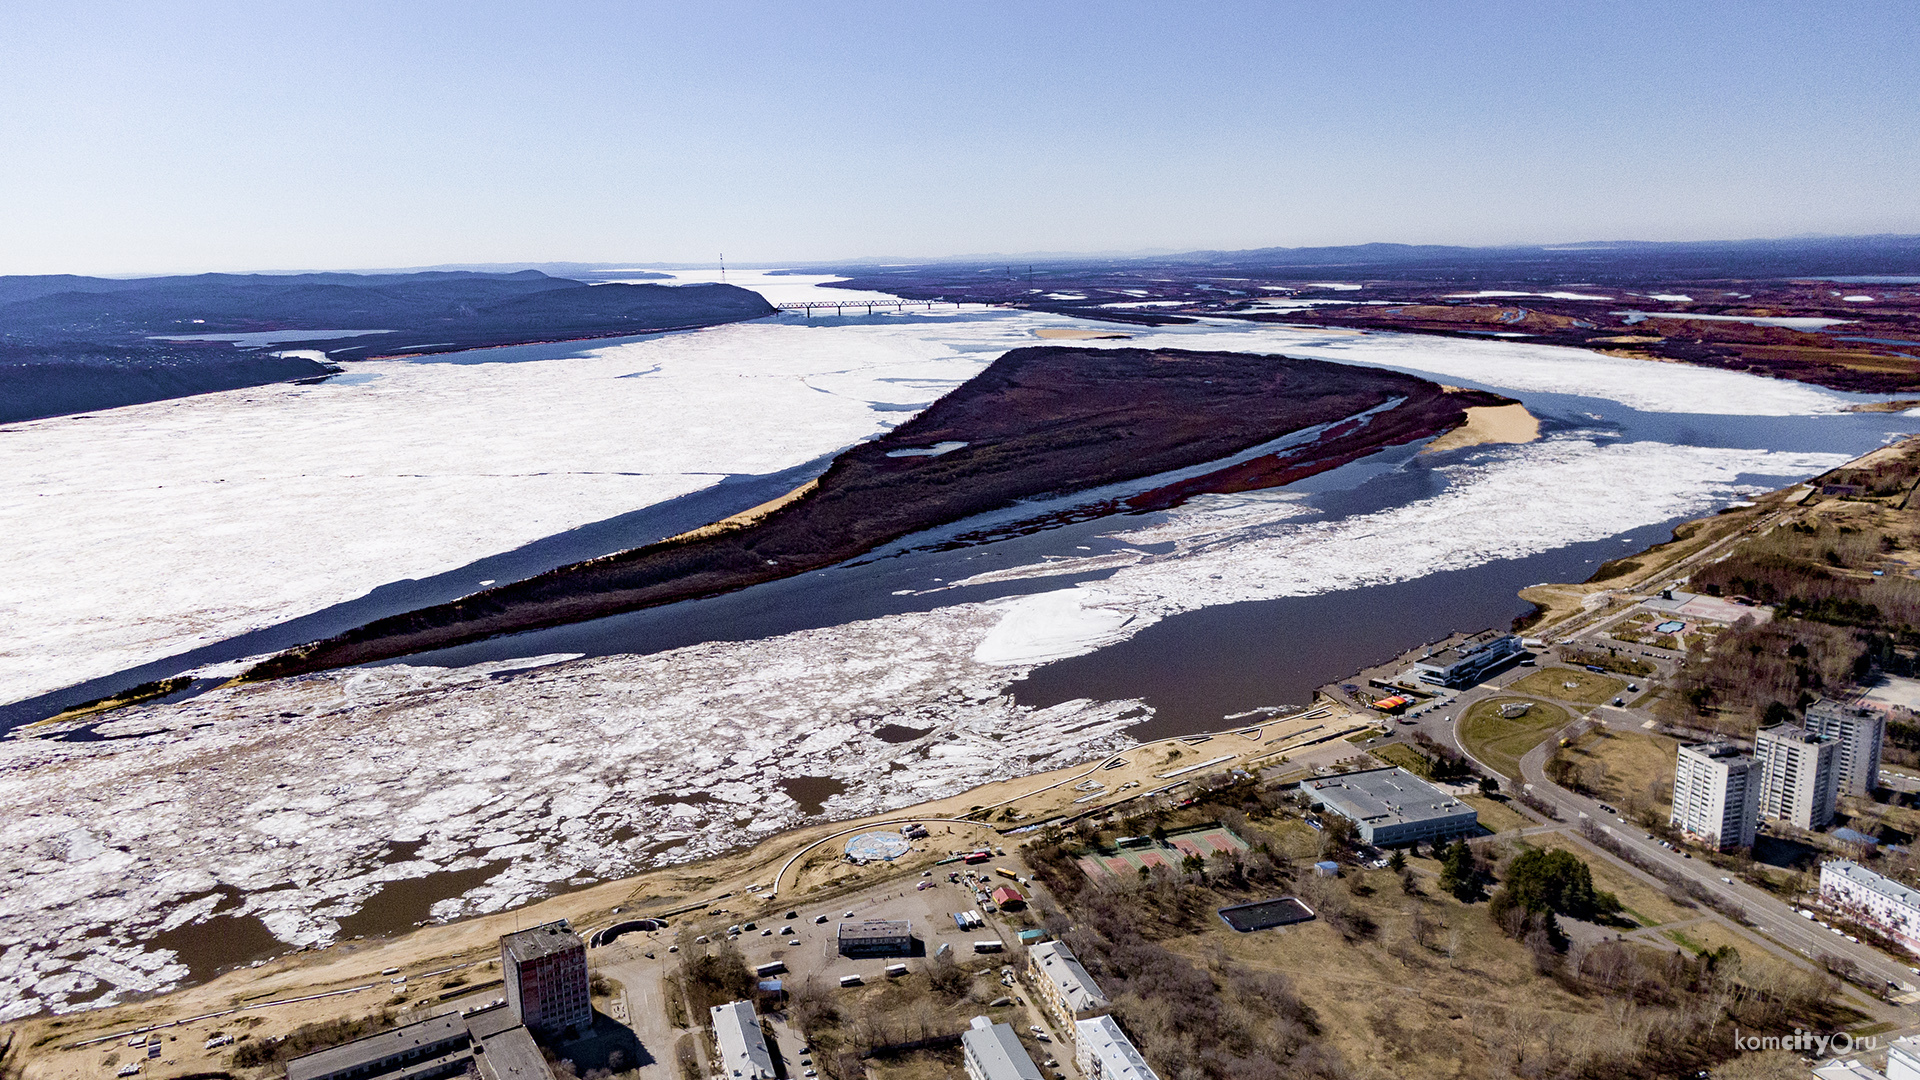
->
1754;724;1838;830
1806;697;1886;797
1669;742;1758;850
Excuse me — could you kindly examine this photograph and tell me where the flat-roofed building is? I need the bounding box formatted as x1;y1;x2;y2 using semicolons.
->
710;1000;776;1080
1886;1033;1920;1080
837;919;912;957
1670;741;1758;850
1821;859;1920;956
287;1006;552;1080
962;1017;1044;1080
1754;724;1838;830
1806;697;1887;796
501;921;593;1040
1410;630;1522;688
1028;940;1110;1034
1303;766;1479;846
1073;1015;1159;1080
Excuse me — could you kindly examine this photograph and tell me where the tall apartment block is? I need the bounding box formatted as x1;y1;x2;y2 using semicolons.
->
501;920;593;1040
1670;741;1758;850
1754;724;1839;831
1804;697;1886;796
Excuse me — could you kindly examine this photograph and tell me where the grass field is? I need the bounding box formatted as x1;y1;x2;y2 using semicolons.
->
1458;696;1572;780
1459;793;1532;834
1509;666;1629;705
1368;742;1433;776
1552;729;1678;815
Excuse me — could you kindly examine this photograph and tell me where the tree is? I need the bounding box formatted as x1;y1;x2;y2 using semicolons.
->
1439;841;1479;902
1478;776;1499;796
1387;850;1407;873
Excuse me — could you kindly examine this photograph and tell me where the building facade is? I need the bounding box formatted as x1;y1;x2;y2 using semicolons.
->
1027;941;1111;1035
288;1005;551;1080
1669;741;1758;850
710;1000;776;1080
1073;1015;1160;1080
1821;860;1920;957
1410;630;1523;688
962;1017;1045;1080
1806;697;1886;797
1754;723;1839;830
501;921;593;1040
1303;766;1479;845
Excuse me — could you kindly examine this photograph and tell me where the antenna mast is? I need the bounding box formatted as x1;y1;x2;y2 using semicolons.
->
719;253;726;284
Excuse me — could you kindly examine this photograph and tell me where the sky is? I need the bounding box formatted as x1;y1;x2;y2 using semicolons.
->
1;1;1916;276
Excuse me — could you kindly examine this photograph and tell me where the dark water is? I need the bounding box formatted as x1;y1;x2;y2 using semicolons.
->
1012;518;1682;740
778;776;847;815
334;860;509;940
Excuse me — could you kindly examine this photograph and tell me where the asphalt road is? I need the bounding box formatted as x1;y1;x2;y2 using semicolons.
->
1512;736;1920;998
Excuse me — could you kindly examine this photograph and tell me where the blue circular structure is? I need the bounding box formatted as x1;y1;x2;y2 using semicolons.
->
844;831;913;861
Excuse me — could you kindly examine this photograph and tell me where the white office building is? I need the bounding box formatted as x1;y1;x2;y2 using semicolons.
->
1887;1034;1920;1080
1806;697;1887;797
1754;723;1838;830
1821;860;1920;957
1669;742;1758;850
1074;1016;1159;1080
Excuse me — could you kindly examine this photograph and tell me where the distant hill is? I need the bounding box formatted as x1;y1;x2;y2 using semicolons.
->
800;233;1920;283
0;270;774;423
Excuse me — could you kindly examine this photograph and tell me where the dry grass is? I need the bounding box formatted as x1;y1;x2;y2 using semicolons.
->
1509;667;1628;706
1553;729;1678;815
1459;793;1533;835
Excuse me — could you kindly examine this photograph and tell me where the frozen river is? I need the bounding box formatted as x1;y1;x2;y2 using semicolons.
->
2;268;1917;1019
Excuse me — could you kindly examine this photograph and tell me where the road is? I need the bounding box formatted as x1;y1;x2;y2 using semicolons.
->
1513;735;1919;998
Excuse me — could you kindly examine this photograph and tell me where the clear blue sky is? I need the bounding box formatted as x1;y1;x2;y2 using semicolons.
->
2;1;1915;275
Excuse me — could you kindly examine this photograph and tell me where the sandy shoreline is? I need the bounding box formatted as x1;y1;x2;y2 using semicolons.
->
1421;402;1541;454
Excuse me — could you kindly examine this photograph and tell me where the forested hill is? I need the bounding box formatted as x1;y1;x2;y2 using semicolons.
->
0;271;773;423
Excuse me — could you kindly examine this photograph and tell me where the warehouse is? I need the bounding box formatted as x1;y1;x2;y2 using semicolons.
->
1304;767;1478;845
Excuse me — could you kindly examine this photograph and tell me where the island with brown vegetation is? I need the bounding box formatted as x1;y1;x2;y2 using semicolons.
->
245;346;1508;679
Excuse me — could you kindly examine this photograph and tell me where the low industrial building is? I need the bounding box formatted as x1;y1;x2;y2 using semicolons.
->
287;1005;552;1080
837;919;913;957
1409;630;1522;688
1669;741;1758;850
962;1016;1045;1080
1074;1015;1161;1080
1303;766;1479;846
502;920;593;1040
1027;940;1111;1034
711;1000;777;1080
1821;860;1920;956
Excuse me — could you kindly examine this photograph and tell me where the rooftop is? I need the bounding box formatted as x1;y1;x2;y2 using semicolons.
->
1416;630;1513;669
1679;741;1752;763
837;919;912;940
501;921;584;964
1305;767;1473;827
711;1000;776;1080
1074;1016;1161;1080
1826;859;1920;911
287;1014;468;1080
962;1019;1044;1080
1029;940;1110;1013
1757;723;1829;747
475;1027;551;1080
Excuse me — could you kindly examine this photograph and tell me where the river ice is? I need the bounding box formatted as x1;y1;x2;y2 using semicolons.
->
0;290;1906;1019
